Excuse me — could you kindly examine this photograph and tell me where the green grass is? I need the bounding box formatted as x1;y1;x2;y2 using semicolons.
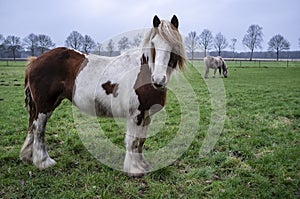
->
0;61;300;198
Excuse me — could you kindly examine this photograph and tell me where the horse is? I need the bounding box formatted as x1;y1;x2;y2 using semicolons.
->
203;56;228;78
20;15;186;177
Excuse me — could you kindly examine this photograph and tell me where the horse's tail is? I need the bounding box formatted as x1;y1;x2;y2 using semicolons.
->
25;57;37;121
25;57;36;89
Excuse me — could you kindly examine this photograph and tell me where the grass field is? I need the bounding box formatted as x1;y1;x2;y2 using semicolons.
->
0;60;299;198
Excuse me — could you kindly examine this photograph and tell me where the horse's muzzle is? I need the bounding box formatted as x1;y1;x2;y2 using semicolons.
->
151;75;167;89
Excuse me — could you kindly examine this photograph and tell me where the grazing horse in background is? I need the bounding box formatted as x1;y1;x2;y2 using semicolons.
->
20;15;186;177
204;56;228;78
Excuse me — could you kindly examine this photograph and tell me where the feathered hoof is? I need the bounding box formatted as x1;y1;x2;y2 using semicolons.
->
34;157;56;170
125;169;146;178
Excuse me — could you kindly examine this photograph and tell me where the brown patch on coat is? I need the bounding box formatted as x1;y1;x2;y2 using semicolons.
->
101;81;119;97
25;47;87;119
134;54;166;126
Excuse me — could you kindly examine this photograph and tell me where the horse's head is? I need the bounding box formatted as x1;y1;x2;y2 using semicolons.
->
218;57;228;78
142;15;186;89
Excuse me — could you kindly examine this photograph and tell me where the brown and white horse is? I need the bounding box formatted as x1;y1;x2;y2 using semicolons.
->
204;56;228;78
20;15;186;177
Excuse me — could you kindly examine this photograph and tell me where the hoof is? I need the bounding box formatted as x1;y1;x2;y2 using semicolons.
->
34;157;56;170
20;155;33;164
125;170;146;178
140;160;152;172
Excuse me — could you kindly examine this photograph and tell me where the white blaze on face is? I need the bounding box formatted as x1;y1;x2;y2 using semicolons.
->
150;34;172;87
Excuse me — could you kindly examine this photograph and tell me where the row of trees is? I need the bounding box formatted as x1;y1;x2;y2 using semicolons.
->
99;33;142;56
1;24;298;60
185;24;292;61
0;31;144;59
0;34;55;59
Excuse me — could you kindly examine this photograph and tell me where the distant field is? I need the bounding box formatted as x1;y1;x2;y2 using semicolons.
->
0;61;27;67
0;61;299;198
1;59;300;68
225;60;300;68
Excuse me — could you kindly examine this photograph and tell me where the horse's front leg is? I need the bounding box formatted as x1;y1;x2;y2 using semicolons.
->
124;118;151;177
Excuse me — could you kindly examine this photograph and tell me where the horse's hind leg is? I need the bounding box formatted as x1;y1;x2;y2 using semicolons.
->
204;67;209;78
31;94;62;169
20;121;34;164
21;110;56;170
213;68;217;78
20;87;36;163
21;83;62;169
32;112;56;169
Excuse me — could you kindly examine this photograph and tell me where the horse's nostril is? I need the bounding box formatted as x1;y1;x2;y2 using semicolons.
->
151;75;155;83
154;83;163;88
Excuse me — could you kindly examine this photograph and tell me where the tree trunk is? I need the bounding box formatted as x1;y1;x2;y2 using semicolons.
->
250;50;253;61
192;51;194;60
12;49;16;61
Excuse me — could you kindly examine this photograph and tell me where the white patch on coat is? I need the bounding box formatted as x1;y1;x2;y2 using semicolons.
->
71;48;87;58
151;35;172;86
72;51;142;118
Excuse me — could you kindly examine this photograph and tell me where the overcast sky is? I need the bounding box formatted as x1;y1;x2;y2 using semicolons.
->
1;0;299;52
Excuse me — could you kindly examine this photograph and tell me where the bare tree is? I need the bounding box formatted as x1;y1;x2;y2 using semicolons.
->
268;34;290;61
131;33;142;48
199;29;213;57
0;34;4;57
106;39;115;56
185;31;199;60
95;42;103;55
4;35;22;60
23;33;38;56
229;38;237;56
118;36;130;52
65;31;84;50
82;35;96;53
214;32;228;56
37;34;55;54
0;34;4;47
242;24;263;61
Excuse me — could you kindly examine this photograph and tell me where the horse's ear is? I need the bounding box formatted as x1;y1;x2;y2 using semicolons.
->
171;15;179;29
153;15;160;28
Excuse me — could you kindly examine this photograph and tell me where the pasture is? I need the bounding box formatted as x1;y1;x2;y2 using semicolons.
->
0;60;299;198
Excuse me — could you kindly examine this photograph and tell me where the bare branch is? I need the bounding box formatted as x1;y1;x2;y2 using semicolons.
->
199;29;213;57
